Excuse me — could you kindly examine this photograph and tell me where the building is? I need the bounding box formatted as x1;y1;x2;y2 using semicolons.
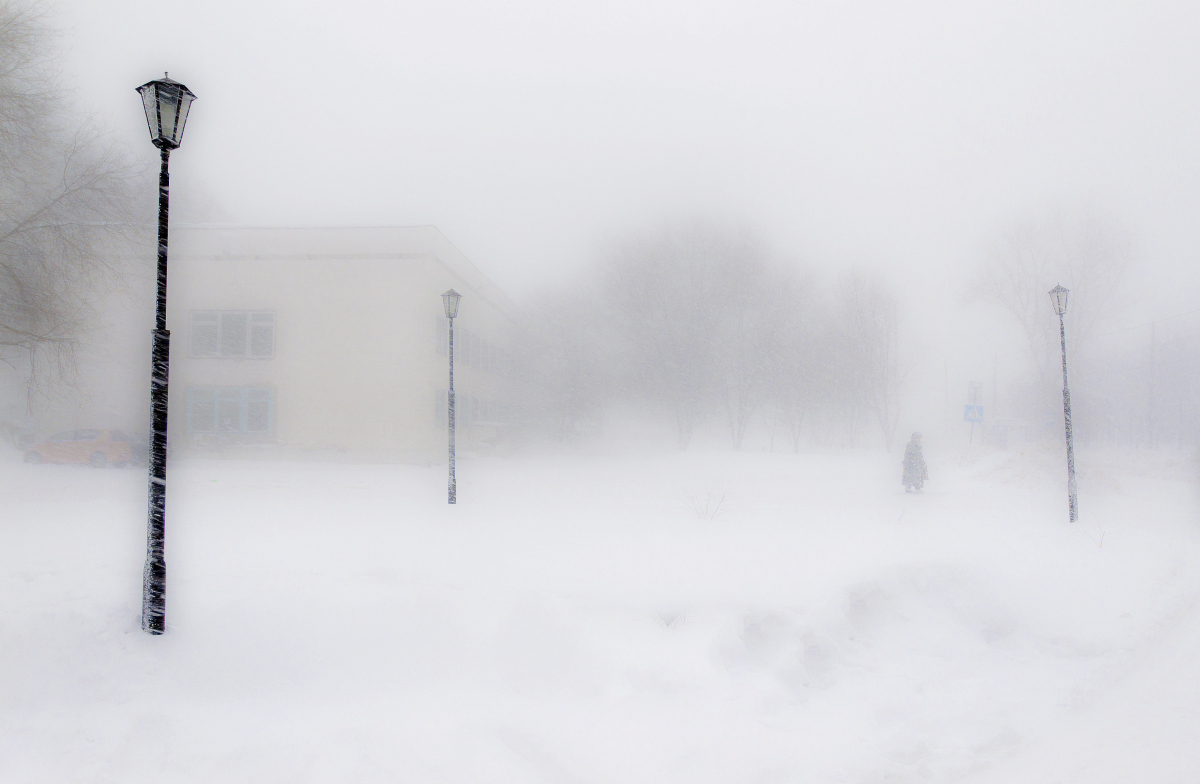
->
166;225;519;463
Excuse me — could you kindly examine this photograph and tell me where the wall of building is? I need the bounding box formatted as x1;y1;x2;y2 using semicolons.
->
166;226;519;463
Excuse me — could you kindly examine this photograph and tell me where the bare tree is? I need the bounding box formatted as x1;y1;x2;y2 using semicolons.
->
0;3;141;418
969;208;1131;391
600;221;766;449
711;249;785;451
715;302;769;450
532;223;909;453
764;269;823;453
830;271;904;451
517;287;614;444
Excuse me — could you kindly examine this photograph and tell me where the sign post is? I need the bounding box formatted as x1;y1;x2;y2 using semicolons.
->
966;382;983;443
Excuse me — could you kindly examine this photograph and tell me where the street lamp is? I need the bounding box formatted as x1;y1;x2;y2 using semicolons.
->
1049;284;1078;523
136;74;196;634
442;289;461;504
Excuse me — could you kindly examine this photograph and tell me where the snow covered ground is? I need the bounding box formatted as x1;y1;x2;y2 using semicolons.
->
2;443;1198;782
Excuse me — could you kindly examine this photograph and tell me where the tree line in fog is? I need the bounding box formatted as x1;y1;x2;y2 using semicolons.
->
520;221;904;451
522;210;1200;454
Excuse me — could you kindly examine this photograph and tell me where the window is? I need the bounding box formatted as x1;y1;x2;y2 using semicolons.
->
434;392;511;426
460;327;472;366
434;389;447;426
432;314;506;376
187;388;274;435
250;313;274;355
434;315;448;357
191;311;274;358
191;312;218;354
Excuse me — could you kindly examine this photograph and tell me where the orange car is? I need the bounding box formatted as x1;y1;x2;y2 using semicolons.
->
23;429;139;468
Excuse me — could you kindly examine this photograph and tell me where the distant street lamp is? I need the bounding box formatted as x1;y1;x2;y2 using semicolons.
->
442;289;461;504
1049;284;1078;523
136;74;196;634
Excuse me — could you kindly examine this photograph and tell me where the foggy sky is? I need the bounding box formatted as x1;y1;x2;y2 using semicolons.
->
52;0;1200;428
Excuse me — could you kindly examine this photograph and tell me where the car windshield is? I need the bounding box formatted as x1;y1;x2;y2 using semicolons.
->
48;431;73;442
110;430;129;442
76;429;100;440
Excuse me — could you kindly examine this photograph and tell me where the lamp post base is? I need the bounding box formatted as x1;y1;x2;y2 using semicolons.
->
142;327;170;634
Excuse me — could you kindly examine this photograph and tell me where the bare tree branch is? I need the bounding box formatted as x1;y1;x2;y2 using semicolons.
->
0;2;143;420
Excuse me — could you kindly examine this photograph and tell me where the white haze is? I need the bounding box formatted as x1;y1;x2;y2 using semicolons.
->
50;0;1200;436
55;2;1200;291
4;1;1199;779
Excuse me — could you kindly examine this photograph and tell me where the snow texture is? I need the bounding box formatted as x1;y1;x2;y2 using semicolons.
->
2;445;1198;782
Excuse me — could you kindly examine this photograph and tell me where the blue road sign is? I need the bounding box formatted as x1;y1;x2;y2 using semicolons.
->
964;405;983;423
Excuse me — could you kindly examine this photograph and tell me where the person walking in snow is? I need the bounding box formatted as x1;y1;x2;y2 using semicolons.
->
902;432;928;493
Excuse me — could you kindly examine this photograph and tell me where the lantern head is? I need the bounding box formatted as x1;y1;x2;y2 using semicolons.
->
1048;284;1069;317
137;74;196;150
442;289;461;319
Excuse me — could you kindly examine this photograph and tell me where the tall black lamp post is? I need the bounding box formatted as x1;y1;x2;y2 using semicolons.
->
442;289;461;504
136;74;196;634
1049;284;1078;523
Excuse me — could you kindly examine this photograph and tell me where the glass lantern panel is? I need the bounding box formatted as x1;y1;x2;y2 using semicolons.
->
140;87;159;139
158;85;181;143
1049;286;1069;315
174;91;195;145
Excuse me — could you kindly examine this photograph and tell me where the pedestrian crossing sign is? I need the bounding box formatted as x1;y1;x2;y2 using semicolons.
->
964;405;983;423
